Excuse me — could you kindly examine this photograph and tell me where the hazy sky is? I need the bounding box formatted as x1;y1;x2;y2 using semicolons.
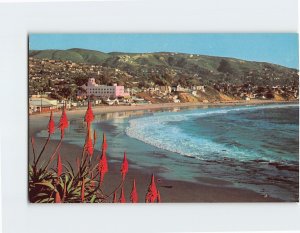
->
29;34;299;69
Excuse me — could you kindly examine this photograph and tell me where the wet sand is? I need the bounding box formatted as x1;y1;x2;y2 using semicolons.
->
28;100;291;202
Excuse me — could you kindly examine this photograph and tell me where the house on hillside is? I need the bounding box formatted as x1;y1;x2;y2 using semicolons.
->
158;85;172;95
191;85;205;92
191;90;198;96
171;84;184;92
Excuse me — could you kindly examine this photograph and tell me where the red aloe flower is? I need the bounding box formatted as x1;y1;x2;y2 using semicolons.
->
55;191;61;203
85;137;94;156
84;101;94;127
120;152;128;180
57;153;62;178
58;107;68;139
130;179;138;203
98;148;108;183
48;111;55;134
145;174;158;203
31;136;35;145
102;133;108;151
81;179;85;202
119;187;126;203
112;191;117;203
157;190;161;203
84;128;94;156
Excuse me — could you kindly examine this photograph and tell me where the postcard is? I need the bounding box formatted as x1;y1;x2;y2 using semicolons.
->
28;33;299;203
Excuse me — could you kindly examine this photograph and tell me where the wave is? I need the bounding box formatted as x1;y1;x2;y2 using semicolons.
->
125;103;298;161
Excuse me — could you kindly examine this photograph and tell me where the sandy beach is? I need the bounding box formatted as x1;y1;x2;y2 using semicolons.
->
31;99;299;119
29;100;298;202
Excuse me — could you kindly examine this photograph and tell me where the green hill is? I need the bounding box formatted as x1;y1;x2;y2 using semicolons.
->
29;48;110;64
29;48;298;86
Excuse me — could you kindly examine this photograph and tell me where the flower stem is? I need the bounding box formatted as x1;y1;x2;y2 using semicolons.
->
31;137;36;164
102;178;125;201
35;134;51;167
42;138;62;172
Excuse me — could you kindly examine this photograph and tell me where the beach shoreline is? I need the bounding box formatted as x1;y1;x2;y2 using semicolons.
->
29;100;298;202
30;99;299;118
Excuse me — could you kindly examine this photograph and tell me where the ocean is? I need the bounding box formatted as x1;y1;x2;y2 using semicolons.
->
37;103;299;201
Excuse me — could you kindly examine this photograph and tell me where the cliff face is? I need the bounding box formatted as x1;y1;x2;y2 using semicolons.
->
172;91;246;103
178;93;199;103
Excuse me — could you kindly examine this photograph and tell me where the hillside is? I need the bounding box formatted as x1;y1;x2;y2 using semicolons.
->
29;48;110;64
29;48;298;87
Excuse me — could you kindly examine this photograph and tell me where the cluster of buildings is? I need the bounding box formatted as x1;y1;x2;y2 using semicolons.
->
213;82;299;100
28;58;132;98
29;77;130;113
28;57;299;114
141;84;205;99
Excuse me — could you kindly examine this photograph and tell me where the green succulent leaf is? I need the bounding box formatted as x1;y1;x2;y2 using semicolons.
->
35;181;55;190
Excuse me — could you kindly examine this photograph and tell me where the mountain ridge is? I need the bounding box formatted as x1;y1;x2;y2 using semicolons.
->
29;48;296;69
29;48;298;87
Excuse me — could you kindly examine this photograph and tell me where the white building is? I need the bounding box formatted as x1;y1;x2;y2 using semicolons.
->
80;78;129;98
29;97;58;113
191;85;205;92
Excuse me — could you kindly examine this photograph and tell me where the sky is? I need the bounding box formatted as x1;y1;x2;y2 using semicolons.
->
29;34;299;69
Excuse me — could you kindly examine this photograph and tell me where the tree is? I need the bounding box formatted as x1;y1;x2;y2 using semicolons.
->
74;76;88;86
48;79;54;88
50;92;63;101
60;86;77;100
217;59;234;74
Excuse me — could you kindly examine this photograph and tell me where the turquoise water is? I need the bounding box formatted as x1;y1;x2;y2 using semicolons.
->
37;103;299;201
126;104;299;164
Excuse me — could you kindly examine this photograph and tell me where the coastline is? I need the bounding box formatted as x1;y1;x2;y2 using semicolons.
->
30;99;299;119
29;100;297;202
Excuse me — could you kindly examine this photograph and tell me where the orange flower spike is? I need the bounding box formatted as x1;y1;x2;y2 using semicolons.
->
145;174;158;203
112;191;117;203
130;179;138;203
58;107;69;139
84;101;94;127
86;137;94;156
98;148;108;183
102;133;108;151
119;187;126;203
48;111;55;134
81;179;85;203
57;153;62;178
120;152;128;180
55;192;62;203
84;128;94;156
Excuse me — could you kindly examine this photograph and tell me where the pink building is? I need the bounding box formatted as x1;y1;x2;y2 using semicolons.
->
80;78;129;98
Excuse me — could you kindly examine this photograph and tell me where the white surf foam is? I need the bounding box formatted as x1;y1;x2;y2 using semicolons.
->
125;104;298;161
